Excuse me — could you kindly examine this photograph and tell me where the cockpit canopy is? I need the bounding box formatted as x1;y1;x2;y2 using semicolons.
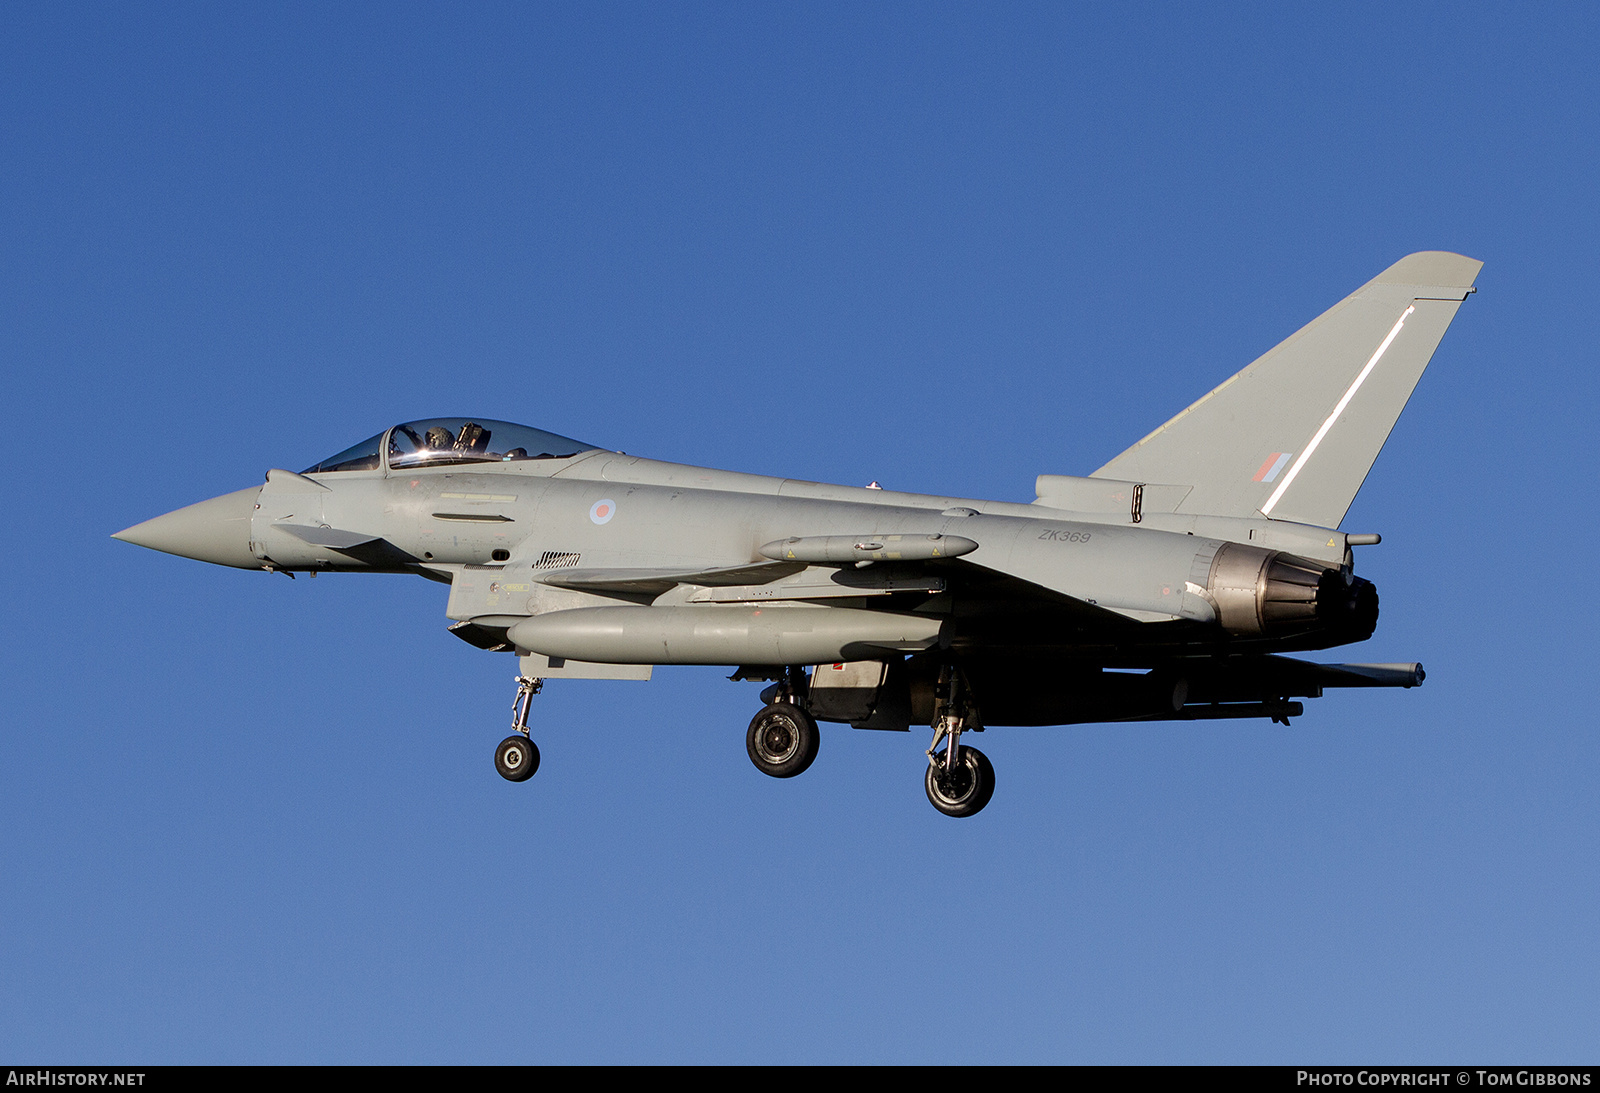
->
303;418;599;474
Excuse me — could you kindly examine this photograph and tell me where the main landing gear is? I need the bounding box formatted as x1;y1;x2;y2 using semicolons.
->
924;664;994;818
495;675;542;782
736;662;995;817
745;666;819;779
747;703;820;778
925;745;994;818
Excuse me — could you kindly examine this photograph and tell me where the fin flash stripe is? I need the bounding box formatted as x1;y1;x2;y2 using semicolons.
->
1261;305;1415;517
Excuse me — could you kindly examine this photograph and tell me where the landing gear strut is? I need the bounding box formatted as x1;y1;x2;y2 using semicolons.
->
495;675;542;782
745;665;819;778
924;664;994;817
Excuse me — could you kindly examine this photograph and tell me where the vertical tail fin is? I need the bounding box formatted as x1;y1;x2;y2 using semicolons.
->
1093;252;1482;528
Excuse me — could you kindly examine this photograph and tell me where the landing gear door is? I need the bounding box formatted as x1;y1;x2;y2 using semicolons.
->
808;660;889;723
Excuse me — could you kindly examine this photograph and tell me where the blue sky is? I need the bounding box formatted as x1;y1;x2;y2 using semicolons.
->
3;2;1597;1062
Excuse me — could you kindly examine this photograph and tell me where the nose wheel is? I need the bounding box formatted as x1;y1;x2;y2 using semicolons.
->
496;675;543;783
495;734;540;781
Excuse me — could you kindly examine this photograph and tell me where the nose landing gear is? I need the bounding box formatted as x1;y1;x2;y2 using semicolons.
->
495;675;543;782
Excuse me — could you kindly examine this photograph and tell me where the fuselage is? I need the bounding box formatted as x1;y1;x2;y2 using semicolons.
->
231;440;1378;662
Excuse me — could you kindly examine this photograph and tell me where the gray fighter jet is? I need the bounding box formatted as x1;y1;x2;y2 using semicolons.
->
114;252;1481;816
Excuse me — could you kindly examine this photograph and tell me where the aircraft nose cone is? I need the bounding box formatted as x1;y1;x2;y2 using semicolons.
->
113;486;261;569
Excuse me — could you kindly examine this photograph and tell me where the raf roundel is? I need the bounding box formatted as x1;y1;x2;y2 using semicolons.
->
589;498;617;525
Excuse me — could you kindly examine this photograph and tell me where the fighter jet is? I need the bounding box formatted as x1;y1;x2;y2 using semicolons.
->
113;251;1480;817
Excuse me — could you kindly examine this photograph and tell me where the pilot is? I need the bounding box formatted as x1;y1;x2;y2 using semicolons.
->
503;448;528;460
425;426;453;451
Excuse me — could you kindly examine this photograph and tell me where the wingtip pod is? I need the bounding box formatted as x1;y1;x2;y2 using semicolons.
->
1370;251;1483;289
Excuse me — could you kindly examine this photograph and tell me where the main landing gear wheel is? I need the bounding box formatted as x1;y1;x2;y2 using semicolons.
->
495;734;540;782
746;703;819;778
925;745;994;818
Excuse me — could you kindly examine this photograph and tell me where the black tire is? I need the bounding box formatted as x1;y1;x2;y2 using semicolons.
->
746;703;820;778
495;734;540;782
924;745;995;817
